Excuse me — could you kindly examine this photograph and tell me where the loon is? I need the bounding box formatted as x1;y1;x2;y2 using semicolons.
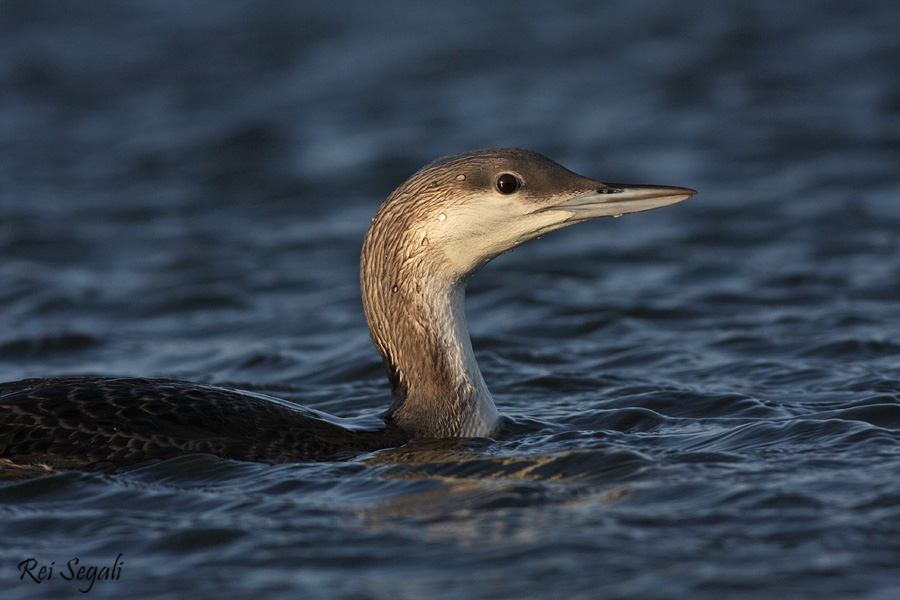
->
0;148;695;470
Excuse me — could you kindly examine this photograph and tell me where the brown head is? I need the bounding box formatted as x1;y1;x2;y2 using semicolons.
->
360;148;695;437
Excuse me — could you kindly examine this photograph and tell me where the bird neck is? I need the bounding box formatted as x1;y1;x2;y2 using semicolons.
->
360;226;500;439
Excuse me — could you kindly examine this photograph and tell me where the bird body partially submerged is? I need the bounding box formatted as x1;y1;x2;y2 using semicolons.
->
0;148;695;470
0;377;408;469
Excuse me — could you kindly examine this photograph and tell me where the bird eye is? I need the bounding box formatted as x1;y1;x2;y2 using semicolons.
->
495;173;521;194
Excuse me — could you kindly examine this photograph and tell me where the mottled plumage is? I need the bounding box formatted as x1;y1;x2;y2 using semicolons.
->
0;377;407;469
0;148;694;470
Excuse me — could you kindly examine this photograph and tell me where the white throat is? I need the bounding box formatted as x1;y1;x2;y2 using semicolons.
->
439;283;501;437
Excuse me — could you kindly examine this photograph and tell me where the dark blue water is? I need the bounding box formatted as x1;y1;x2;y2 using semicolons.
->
2;1;900;598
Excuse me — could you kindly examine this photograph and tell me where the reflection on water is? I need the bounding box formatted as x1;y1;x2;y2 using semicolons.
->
2;0;900;598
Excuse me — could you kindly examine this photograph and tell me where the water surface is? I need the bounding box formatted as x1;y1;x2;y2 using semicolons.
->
2;1;900;598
